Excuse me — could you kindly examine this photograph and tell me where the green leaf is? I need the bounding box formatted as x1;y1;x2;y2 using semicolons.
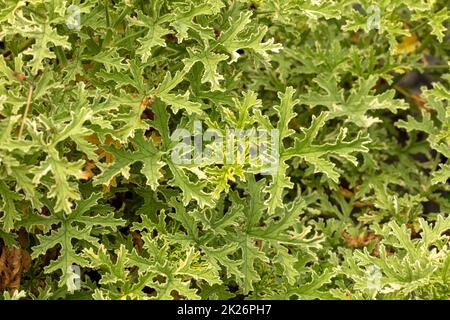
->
94;131;164;190
219;11;282;63
28;194;125;289
130;13;170;62
285;112;370;183
184;48;228;91
167;160;215;208
432;163;450;184
32;154;84;214
1;12;71;74
0;180;23;231
169;0;224;43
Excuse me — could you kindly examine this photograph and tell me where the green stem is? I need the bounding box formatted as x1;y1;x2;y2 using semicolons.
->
55;46;68;67
3;37;35;58
104;0;110;28
415;34;431;54
410;21;428;33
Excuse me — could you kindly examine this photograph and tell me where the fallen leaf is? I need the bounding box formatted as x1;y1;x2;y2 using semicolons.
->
341;230;380;256
0;245;32;292
395;32;420;55
80;160;96;180
339;187;353;199
131;231;144;253
150;131;162;145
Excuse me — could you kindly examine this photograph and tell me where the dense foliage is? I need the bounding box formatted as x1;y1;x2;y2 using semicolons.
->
0;0;449;300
